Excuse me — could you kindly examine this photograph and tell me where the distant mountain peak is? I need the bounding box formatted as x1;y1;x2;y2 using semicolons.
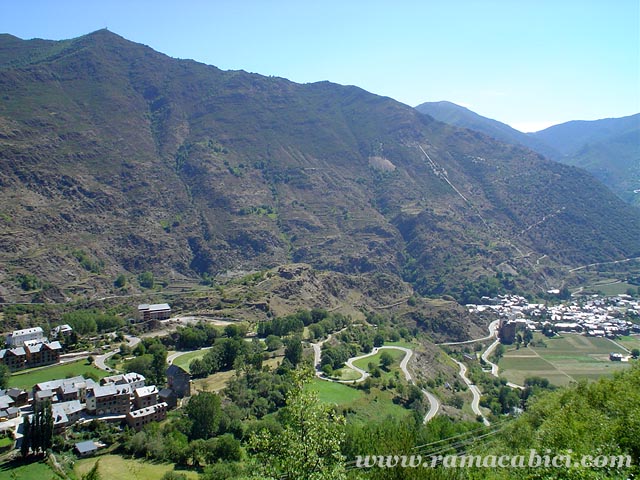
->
416;101;640;207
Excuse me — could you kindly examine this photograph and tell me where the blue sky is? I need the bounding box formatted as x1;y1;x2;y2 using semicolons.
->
1;0;638;132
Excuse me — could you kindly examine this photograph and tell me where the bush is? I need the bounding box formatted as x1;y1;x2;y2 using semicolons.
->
161;472;187;480
138;271;155;288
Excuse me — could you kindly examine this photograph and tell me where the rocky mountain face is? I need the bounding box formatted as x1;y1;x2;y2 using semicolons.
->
1;30;639;303
416;101;640;207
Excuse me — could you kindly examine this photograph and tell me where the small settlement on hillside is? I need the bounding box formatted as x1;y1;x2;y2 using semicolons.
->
0;365;192;450
0;302;195;451
468;294;640;353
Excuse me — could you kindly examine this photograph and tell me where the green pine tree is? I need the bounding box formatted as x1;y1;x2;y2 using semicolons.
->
20;415;30;457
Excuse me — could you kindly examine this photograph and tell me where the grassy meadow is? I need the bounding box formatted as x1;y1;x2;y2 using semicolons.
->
8;359;108;390
74;454;199;480
170;348;211;372
305;377;411;423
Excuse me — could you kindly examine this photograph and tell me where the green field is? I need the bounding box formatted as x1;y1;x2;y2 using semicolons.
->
329;367;362;381
9;359;109;390
306;377;411;422
75;454;199;480
498;333;633;387
171;348;211;372
616;335;640;352
384;340;415;349
352;348;407;370
584;280;637;296
0;459;54;480
306;377;364;404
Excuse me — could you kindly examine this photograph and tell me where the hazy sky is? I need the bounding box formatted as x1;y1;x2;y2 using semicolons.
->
1;0;638;132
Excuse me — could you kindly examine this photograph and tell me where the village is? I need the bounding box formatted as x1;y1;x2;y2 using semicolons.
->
467;293;640;352
0;303;195;457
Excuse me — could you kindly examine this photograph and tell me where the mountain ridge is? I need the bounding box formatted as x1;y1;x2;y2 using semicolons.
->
415;101;640;206
1;30;639;303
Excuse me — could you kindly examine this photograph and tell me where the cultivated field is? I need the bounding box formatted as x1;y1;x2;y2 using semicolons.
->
306;377;364;404
616;335;640;352
498;333;633;387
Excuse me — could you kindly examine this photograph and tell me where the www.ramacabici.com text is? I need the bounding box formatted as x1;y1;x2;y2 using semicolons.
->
355;449;632;469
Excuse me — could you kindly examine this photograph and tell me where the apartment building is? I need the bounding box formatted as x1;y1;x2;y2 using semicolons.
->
126;402;168;431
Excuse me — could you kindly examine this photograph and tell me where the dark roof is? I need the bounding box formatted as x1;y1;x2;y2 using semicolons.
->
7;388;26;397
166;364;189;377
158;388;173;396
75;440;97;453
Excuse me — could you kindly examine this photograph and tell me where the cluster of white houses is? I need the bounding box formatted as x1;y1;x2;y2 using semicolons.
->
467;294;640;344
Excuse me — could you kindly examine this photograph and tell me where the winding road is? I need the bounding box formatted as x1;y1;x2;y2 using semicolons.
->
311;338;440;424
94;334;141;371
453;359;490;426
438;319;500;346
481;338;501;376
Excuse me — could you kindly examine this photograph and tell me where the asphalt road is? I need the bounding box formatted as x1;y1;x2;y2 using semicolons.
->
453;358;490;426
311;339;440;424
94;334;141;371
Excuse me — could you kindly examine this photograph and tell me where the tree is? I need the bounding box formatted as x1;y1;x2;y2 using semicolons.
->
523;328;534;346
451;393;464;409
284;335;303;367
224;323;247;339
0;365;9;389
265;335;283;351
632;348;640;359
114;274;127;288
23;400;53;455
138;271;155;289
189;358;208;378
379;351;393;370
124;354;153;379
207;433;242;462
149;343;167;385
119;343;131;356
185;392;224;440
249;371;347;479
20;415;30;457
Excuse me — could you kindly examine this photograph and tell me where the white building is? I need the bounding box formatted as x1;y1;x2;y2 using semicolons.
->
101;372;146;390
52;324;73;338
137;303;171;322
6;327;44;347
